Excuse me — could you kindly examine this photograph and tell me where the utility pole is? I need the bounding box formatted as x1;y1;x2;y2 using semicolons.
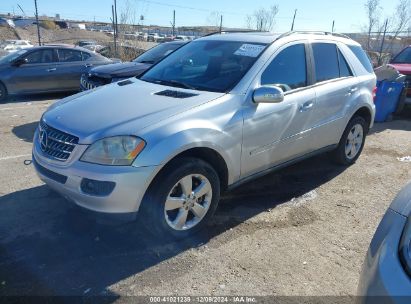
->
112;5;117;57
219;15;223;33
114;0;118;40
331;20;335;33
291;9;297;31
378;19;388;66
34;0;41;45
171;10;176;37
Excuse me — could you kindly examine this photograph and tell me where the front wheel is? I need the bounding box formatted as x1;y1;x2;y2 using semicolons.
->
331;116;368;165
140;157;220;239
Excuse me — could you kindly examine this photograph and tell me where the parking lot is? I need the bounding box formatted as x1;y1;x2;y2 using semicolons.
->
0;95;410;298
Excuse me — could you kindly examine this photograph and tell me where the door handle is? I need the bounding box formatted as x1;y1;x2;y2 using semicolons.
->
46;68;56;72
84;63;93;68
299;101;314;112
348;87;358;94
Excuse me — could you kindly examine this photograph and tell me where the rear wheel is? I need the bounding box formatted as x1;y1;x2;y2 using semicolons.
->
0;82;7;102
140;157;220;239
331;116;368;165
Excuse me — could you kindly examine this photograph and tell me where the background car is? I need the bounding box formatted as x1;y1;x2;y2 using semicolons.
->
1;40;33;53
0;18;15;28
0;45;115;101
357;181;411;303
80;40;186;90
389;45;411;105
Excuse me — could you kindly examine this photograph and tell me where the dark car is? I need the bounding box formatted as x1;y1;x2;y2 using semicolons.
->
80;41;186;91
389;45;411;105
357;181;411;303
0;45;115;101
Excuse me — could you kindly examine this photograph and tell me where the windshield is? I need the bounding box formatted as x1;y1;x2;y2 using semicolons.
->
140;40;267;93
134;43;182;64
0;49;28;64
391;47;411;64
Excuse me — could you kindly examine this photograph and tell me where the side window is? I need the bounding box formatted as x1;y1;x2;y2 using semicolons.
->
261;44;307;91
312;43;340;83
24;50;55;64
348;45;373;73
82;52;91;61
338;49;353;77
58;49;83;62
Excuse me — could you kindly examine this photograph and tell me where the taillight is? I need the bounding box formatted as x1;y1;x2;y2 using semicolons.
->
372;86;377;102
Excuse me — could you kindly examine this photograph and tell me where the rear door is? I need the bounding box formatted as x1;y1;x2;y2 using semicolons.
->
309;42;359;149
54;49;88;90
8;48;59;93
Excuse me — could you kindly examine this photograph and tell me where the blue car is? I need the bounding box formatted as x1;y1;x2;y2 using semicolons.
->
358;181;411;303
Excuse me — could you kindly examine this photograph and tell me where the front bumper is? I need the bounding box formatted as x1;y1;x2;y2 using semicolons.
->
32;130;159;214
357;208;411;303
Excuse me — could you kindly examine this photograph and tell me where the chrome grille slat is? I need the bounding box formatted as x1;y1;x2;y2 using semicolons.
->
38;120;79;161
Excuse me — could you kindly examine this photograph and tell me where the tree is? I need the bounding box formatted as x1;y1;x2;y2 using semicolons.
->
364;0;381;50
245;5;279;32
207;11;222;29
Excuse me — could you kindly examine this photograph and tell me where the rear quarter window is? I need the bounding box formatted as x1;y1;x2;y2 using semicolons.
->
348;45;373;73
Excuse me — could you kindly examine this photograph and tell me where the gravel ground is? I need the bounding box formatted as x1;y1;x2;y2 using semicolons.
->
0;95;410;299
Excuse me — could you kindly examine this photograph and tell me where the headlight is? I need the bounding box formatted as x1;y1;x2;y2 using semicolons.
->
80;136;145;166
400;219;411;277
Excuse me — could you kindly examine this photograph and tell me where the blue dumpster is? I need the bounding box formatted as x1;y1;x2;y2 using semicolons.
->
374;80;405;122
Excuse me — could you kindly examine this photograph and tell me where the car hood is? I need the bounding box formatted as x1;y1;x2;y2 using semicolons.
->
43;79;225;144
89;62;151;78
388;63;411;75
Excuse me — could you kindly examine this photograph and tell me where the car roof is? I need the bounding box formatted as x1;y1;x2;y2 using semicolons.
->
198;31;359;46
27;45;95;53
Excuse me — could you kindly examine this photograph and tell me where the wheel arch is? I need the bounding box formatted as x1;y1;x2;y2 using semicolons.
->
350;106;373;131
148;147;229;194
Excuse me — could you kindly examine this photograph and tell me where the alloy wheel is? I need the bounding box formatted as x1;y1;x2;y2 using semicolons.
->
164;174;212;231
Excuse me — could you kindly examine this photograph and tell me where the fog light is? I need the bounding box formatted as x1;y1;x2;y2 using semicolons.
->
80;178;115;196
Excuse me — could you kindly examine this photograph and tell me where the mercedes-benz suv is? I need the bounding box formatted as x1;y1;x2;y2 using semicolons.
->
32;31;376;238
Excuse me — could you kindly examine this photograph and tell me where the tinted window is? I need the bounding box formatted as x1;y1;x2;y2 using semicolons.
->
348;45;373;73
58;49;82;62
338;49;353;77
24;49;55;64
141;40;267;93
82;52;91;61
261;44;307;91
134;43;183;64
391;47;411;64
313;43;339;82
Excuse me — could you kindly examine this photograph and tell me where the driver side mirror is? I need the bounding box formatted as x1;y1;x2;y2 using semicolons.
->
253;86;284;104
12;58;28;67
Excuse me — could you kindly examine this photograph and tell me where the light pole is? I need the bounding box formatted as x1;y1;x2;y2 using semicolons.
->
34;0;41;45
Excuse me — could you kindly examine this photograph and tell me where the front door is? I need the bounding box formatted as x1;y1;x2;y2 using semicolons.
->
8;49;59;93
241;42;318;178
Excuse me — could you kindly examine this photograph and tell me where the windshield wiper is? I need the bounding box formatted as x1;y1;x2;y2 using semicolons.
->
138;60;155;64
153;79;197;90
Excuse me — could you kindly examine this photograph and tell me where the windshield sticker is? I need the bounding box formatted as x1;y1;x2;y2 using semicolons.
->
234;44;265;57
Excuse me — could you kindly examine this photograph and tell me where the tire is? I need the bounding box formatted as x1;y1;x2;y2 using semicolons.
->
139;157;220;239
0;82;7;103
395;87;407;115
331;116;368;166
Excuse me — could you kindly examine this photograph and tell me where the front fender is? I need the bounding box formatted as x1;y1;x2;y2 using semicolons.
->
133;124;242;185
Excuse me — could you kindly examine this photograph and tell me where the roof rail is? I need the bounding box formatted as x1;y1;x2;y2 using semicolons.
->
203;30;270;37
276;31;352;40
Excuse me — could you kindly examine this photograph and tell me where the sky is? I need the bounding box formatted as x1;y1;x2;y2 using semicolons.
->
0;0;399;33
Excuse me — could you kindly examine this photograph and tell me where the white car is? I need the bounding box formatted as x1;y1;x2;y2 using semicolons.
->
1;40;33;53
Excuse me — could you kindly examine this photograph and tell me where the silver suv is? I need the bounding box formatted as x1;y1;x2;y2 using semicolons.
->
33;31;376;238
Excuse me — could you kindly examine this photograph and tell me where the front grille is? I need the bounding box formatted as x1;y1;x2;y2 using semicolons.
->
39;120;79;161
80;74;111;90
